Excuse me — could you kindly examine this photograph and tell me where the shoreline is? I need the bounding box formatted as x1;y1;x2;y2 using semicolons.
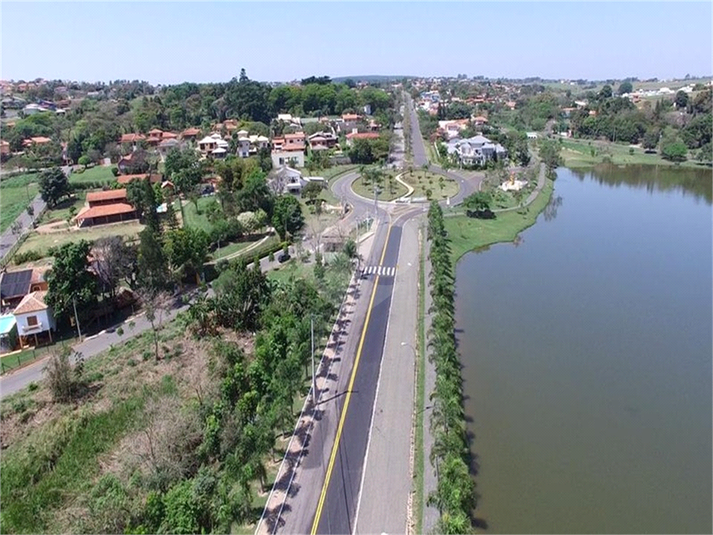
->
444;173;555;264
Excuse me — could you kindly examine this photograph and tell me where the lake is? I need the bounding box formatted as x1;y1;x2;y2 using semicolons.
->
455;165;712;534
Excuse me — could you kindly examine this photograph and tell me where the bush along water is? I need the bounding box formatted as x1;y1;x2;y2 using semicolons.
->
426;201;478;534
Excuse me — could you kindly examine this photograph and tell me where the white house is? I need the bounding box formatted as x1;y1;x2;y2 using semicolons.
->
446;135;508;167
13;291;56;347
526;132;539;139
237;136;251;158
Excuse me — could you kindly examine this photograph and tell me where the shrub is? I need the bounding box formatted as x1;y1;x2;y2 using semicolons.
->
13;249;44;265
46;347;85;402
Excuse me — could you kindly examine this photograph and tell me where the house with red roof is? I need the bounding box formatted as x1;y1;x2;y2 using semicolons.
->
76;188;138;227
345;131;380;147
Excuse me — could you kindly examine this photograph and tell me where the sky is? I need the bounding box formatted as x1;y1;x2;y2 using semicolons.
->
1;1;711;84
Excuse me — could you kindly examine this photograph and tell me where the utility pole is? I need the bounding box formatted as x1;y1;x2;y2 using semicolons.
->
311;315;316;402
72;296;82;341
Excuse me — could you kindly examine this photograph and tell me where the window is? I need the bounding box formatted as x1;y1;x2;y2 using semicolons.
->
27;316;38;326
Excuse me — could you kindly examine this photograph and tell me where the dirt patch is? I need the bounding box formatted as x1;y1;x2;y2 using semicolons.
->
35;221;71;233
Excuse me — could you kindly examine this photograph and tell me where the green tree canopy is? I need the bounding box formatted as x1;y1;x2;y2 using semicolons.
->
271;194;304;240
46;240;98;321
617;81;633;95
38;167;71;207
661;141;688;162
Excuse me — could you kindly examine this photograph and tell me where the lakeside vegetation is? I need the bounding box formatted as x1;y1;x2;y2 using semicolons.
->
445;178;554;262
425;202;477;533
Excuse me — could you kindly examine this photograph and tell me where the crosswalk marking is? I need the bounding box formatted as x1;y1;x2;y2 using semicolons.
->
363;265;396;277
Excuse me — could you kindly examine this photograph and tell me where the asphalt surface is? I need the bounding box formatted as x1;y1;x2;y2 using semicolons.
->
0;193;47;263
313;224;402;534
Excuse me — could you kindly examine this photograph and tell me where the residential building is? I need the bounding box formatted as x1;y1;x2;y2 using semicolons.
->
22;136;52;148
0;268;49;311
13;291;56;347
120;133;147;145
1;140;10;156
181;127;201;142
76;188;137;227
345;131;380;147
308;131;338;151
197;133;229;158
237;135;251;158
446;135;508;166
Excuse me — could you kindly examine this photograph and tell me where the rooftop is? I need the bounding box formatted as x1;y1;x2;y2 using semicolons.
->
87;189;128;203
77;203;135;220
14;290;49;315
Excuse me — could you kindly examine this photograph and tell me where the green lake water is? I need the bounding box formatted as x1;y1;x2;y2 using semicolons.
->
455;165;712;534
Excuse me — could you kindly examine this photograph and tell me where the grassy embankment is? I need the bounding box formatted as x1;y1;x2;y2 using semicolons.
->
444;177;554;263
560;138;704;169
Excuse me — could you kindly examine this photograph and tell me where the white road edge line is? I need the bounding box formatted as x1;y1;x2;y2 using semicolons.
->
353;247;400;535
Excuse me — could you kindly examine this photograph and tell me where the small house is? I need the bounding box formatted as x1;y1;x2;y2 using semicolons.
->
13;291;56;347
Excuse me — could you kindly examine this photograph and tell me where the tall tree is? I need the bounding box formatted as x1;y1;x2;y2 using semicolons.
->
137;227;169;291
272;194;304;240
38;167;71;207
46;240;98;322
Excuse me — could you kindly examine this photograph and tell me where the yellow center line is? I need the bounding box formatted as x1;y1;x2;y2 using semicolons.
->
310;222;393;535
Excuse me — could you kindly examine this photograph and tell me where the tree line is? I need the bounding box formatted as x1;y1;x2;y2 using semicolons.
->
426;202;478;534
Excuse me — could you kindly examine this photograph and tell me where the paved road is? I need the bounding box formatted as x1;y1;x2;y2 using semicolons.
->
0;193;47;263
258;96;488;535
404;93;482;205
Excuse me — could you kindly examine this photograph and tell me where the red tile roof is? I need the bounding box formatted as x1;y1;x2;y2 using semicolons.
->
342;113;360;121
161;131;178;139
346;132;380;140
283;143;306;151
86;189;128;203
77;203;136;221
23;136;52;146
284;133;305;140
181;127;201;137
13;290;48;315
120;133;146;143
148;128;163;135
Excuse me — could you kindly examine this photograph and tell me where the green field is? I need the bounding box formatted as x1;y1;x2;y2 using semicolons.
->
560;138;704;169
175;196;217;232
0;174;40;232
68;165;116;184
445;178;554;262
15;221;144;260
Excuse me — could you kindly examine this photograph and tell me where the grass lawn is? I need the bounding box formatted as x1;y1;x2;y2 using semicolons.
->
267;257;315;285
0;347;46;374
0;174;40;232
68;165;116;184
560;138;703;168
38;193;86;225
175;196;218;232
351;173;409;201
445;178;554;263
400;169;459;200
15;220;144;259
211;239;257;260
